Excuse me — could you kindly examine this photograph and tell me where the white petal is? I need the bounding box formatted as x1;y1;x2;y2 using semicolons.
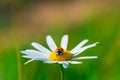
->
31;42;51;54
68;61;82;64
21;50;48;59
22;55;47;61
46;35;57;51
62;62;69;69
24;59;35;65
21;50;47;57
71;56;98;60
43;60;57;64
58;61;63;64
24;58;50;65
21;51;42;59
70;39;88;54
73;42;99;56
22;55;32;58
60;35;68;50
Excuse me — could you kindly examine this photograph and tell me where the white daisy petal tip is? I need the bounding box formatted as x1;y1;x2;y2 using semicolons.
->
62;34;68;37
82;39;89;42
31;42;35;45
20;51;24;53
31;42;38;47
95;42;99;45
63;35;68;39
68;61;82;64
22;55;28;58
60;62;69;69
93;56;98;58
20;51;26;54
31;42;37;47
71;56;98;60
24;59;35;65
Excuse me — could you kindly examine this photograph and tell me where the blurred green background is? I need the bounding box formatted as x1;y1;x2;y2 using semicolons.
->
0;0;120;80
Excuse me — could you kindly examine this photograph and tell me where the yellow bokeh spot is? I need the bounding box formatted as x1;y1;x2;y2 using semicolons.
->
49;49;72;61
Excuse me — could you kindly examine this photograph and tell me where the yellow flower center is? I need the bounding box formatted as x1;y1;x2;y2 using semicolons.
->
48;48;72;61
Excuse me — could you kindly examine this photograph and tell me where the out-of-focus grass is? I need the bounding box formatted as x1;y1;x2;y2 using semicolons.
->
0;1;120;80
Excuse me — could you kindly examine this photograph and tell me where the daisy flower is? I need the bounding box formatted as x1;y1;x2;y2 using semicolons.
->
21;35;99;69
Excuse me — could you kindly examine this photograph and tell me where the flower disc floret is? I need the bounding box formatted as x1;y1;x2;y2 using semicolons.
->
49;48;72;61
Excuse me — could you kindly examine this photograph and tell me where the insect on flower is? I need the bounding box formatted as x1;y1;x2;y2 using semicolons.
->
21;35;99;68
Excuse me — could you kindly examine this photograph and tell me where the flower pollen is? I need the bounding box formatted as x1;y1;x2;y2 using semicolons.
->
49;47;72;61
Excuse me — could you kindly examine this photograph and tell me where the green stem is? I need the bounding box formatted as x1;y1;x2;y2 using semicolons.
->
60;64;64;80
16;45;23;80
